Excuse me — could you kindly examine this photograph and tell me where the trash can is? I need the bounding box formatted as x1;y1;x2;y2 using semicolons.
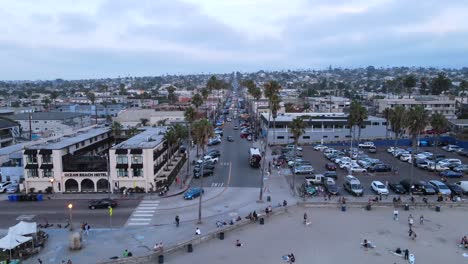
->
341;205;346;212
187;244;193;253
158;255;164;264
37;194;43;201
267;196;271;202
12;195;18;202
435;205;441;212
404;204;409;211
366;204;371;211
8;195;13;202
259;217;264;225
219;232;224;240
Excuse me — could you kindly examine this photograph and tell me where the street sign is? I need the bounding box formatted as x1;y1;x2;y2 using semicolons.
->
109;207;113;216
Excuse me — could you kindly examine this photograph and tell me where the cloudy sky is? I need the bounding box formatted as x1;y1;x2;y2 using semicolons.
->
1;0;467;80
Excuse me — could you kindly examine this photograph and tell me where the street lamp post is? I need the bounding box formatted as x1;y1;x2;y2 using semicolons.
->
68;203;73;231
49;178;54;193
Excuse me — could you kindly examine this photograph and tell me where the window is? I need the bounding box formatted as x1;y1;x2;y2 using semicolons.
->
27;155;37;164
133;168;143;177
27;169;39;178
323;136;328;138
132;155;143;164
75;143;79;148
289;136;295;139
117;169;128;177
334;136;339;138
43;169;53;178
81;142;85;146
345;135;352;138
303;136;310;139
277;136;285;139
117;155;128;164
372;122;380;126
42;155;52;164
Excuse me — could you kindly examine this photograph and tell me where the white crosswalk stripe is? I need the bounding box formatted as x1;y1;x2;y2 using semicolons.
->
126;200;160;227
211;182;224;187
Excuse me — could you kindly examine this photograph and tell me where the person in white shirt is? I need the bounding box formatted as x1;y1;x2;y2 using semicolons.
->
195;227;201;235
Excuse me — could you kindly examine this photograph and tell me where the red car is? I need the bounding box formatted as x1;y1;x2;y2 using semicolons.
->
325;163;337;171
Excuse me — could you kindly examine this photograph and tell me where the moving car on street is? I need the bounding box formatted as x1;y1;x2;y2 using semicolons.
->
184;188;204;200
88;198;117;209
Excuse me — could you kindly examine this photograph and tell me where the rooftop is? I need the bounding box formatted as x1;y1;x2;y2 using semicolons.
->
112;127;167;149
260;112;385;122
28;127;110;150
10;112;88;121
0;118;19;129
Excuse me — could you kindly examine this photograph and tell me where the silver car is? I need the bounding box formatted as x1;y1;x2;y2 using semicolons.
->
5;183;19;194
429;180;451;196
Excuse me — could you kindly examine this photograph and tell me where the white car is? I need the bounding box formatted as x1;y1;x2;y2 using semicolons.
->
286;145;303;151
359;142;375;148
197;156;219;164
313;144;328;151
350;165;367;173
399;153;412;162
387;147;395;153
371;181;389;195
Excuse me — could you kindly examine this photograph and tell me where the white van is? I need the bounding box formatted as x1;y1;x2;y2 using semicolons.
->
455;181;468;194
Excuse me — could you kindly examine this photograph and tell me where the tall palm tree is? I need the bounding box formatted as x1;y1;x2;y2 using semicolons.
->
111;121;123;139
163;127;177;168
407;105;429;153
289;117;306;194
383;108;393;140
355;104;368;144
270;94;281;144
389;105;407;148
184;106;196;179
251;87;262;138
86;92;97;124
200;88;209;101
191;93;204;110
264;80;282;144
347;101;359;151
192;118;214;224
430;113;448;153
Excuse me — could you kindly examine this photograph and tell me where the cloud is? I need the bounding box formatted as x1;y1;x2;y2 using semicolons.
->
0;0;467;79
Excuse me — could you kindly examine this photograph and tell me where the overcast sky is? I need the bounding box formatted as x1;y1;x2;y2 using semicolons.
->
1;0;467;80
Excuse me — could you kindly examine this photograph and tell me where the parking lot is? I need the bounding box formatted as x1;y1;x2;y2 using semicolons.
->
282;144;468;197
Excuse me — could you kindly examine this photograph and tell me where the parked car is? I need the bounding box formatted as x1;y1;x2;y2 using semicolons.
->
388;182;406;194
368;164;392;172
371;181;389;195
368;146;377;153
233;125;239;130
247;135;252;141
343;175;363;196
358;142;375;148
197;156;219;164
429;180;451;195
323;171;338;179
207;138;221;146
350;165;367;173
88;198;117;209
325;163;337;171
399;153;412;162
313;144;328;151
286;145;303;151
439;170;463;178
193;163;215;172
5;183;19;194
184;188;204;200
400;179;436;195
294;165;314;175
447;183;464;196
0;181;12;193
453;165;468;173
442;145;462;152
324;178;339;195
455;181;468;194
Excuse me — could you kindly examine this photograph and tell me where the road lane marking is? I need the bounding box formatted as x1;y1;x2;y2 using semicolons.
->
129;218;152;221
126;199;160;226
135;210;156;213
133;214;153;217
128;222;149;226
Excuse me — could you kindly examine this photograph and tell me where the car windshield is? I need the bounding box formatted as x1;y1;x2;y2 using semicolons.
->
351;184;362;189
439;185;449;189
377;184;385;189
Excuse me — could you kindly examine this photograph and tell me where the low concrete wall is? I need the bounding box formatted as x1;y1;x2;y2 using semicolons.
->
97;206;288;264
298;200;468;209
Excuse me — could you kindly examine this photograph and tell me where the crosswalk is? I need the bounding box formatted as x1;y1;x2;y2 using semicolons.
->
211;182;224;187
219;162;230;166
126;200;159;226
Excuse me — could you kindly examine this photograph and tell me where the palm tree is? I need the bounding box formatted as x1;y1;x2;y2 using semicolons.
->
167;86;178;104
111;121;123;139
50;91;59;107
403;75;417;98
389;105;407;148
347;101;359;150
460;80;468;105
270;94;281;143
355;104;368;144
383;108;393;140
86;92;97;124
192;118;214;224
127;127;139;137
163;127;177;168
191;93;204;110
184;106;196;179
251;87;262;138
289;117;306;194
407;105;429;152
264;80;282;144
140;118;149;127
200;88;209;101
430;113;448;153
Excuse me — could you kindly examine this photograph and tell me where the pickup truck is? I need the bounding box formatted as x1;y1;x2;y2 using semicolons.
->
305;174;326;185
358;142;375;148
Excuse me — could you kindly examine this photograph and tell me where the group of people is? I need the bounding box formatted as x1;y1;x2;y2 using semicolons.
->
282;253;295;263
246;211;259;222
265;205;273;216
122;249;133;257
153;242;164;252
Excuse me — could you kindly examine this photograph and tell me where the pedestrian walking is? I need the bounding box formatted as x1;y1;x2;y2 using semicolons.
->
85;223;91;236
419;215;424;225
236;239;243;247
37;259;43;264
122;249;129;258
195;227;201;235
404;249;409;260
393;209;399;221
303;212;308;225
408;214;414;228
175;215;180;227
67;260;73;264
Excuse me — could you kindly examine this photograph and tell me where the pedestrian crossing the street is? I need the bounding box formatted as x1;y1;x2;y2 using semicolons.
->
126;200;159;226
211;182;224;187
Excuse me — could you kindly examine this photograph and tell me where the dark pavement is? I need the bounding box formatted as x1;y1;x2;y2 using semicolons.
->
0;198;140;229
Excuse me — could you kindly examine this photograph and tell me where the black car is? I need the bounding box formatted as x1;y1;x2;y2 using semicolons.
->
400;179;436;195
368;164;392;172
324;181;339;195
88;198;117;210
447;183;464;196
389;182;406;194
194;168;214;178
323;171;338;179
206;150;221;158
193;164;215;172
